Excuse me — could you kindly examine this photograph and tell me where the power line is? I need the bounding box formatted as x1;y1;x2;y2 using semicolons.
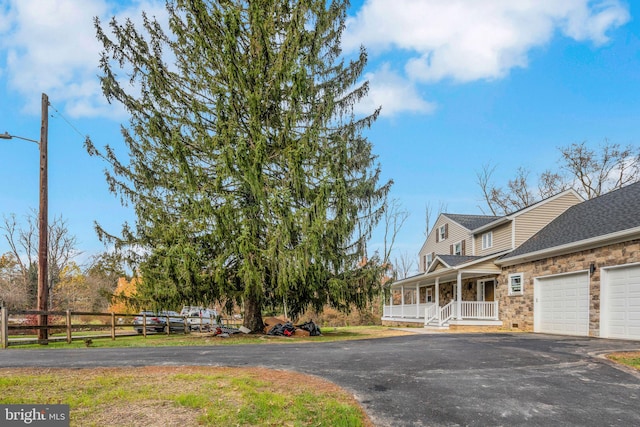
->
48;102;90;142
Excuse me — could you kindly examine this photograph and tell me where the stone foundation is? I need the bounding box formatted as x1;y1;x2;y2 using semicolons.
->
381;320;424;327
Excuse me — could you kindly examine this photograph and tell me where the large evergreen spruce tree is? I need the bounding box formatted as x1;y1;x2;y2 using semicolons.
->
91;0;391;332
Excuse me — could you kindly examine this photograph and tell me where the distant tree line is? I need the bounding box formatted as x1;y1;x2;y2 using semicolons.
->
0;212;127;312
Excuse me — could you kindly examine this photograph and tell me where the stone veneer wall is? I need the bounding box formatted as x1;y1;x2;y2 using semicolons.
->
436;280;485;306
497;239;640;336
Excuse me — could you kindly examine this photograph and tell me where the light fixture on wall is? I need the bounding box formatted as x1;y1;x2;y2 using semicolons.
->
590;263;596;274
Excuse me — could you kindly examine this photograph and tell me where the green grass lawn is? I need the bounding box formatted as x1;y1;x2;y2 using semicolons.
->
607;352;640;370
0;366;372;426
1;326;408;425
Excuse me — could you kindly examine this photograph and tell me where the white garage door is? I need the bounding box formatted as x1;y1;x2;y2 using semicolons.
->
534;272;589;336
602;264;640;340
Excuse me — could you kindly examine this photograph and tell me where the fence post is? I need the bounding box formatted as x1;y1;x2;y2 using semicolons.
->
1;307;8;349
142;313;147;338
66;310;72;344
111;313;116;340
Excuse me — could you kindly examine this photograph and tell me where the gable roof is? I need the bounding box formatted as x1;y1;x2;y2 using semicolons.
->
436;254;483;267
443;214;500;231
471;188;583;233
500;182;640;263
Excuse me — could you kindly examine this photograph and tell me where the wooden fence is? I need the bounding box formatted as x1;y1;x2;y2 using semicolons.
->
0;308;237;349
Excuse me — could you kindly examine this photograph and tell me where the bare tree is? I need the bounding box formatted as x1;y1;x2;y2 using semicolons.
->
477;140;640;215
0;252;29;310
560;140;640;199
1;211;79;307
392;251;416;280
538;169;569;199
476;163;500;215
1;214;37;306
424;201;448;237
424;203;433;238
381;198;410;266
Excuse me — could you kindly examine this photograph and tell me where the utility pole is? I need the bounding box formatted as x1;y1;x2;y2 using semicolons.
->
0;93;48;343
38;93;49;343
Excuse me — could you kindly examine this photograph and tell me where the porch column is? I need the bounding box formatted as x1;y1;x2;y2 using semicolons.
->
456;271;462;320
401;285;405;318
435;278;440;323
388;290;393;318
416;282;420;318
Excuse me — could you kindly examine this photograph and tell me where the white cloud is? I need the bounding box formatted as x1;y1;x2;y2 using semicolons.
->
344;0;630;83
354;63;436;118
0;0;167;118
0;1;629;120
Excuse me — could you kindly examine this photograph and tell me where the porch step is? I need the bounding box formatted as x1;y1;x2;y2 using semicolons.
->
424;323;449;330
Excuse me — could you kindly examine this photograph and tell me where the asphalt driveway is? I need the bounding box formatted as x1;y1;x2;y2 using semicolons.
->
2;333;640;426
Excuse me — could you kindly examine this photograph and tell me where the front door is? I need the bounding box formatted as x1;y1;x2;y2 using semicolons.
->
478;279;495;302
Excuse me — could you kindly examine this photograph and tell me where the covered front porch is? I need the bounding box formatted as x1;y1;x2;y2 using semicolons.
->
382;255;503;328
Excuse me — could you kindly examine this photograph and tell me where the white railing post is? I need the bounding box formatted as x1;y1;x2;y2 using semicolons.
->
456;272;463;320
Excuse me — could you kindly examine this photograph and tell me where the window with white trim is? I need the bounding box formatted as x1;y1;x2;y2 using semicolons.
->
426;253;433;269
419;286;433;303
438;225;446;241
508;273;524;296
482;231;493;249
453;241;463;255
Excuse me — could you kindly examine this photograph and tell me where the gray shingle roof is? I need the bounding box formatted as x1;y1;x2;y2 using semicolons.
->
437;254;483;267
503;182;640;259
444;214;501;230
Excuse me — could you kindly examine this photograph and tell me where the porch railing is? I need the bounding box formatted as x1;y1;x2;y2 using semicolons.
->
439;301;454;326
459;301;499;319
424;304;438;325
384;300;499;323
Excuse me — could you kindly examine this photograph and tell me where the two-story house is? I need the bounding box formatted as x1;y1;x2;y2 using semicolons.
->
383;189;583;328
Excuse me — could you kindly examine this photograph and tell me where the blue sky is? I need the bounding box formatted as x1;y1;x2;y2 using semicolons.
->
1;0;638;273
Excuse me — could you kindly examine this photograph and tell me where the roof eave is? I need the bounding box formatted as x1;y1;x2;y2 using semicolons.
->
455;250;511;269
471;217;510;234
497;226;640;267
